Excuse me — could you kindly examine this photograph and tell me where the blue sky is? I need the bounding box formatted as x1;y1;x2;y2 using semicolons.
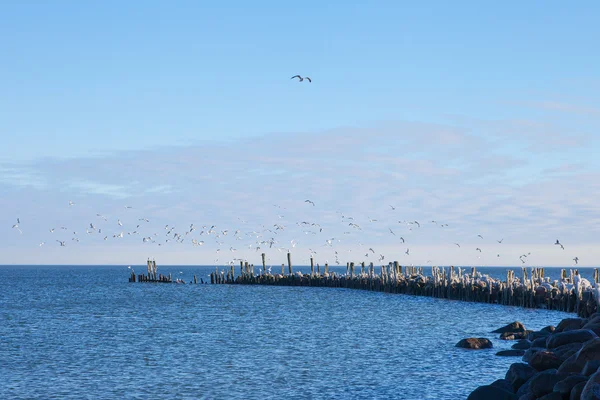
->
1;1;599;266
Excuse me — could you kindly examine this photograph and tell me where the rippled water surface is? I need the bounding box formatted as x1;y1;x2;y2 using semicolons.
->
0;266;578;399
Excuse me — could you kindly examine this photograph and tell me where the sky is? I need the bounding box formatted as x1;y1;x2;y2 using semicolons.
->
1;1;600;267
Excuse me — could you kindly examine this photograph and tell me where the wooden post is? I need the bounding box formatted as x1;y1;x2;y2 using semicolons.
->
261;253;266;274
325;263;329;275
317;263;320;275
287;252;293;275
310;257;315;277
350;262;355;278
281;263;285;275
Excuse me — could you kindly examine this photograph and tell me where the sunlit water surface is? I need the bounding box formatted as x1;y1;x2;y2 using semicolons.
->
0;266;580;399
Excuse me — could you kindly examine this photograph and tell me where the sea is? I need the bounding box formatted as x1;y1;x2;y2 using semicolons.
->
0;265;593;399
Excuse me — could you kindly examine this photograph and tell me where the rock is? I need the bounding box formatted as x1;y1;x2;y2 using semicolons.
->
546;329;598;349
541;325;556;333
522;347;544;363
582;360;600;376
529;351;564;371
532;337;549;348
456;338;493;349
537;392;564;400
571;381;586;400
517;393;535;400
490;379;514;393
556;318;586;332
582;322;600;337
501;331;532;340
516;378;533;398
529;369;570;398
553;342;584;362
553;374;588;398
506;363;536;392
559;338;600;374
512;340;532;350
467;385;518;400
529;331;552;341
497;350;526;357
494;322;527;334
581;370;600;399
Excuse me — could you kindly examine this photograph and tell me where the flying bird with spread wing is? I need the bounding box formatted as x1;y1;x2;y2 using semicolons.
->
291;75;311;82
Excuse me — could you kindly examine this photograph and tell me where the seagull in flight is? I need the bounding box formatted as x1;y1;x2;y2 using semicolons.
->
389;228;395;236
56;240;66;247
476;248;482;252
555;239;564;249
573;257;579;265
291;75;311;82
399;237;405;243
477;234;484;239
305;200;315;206
12;222;22;234
405;248;410;255
39;242;45;247
497;238;504;243
389;205;396;210
68;200;75;206
117;219;123;227
454;243;461;248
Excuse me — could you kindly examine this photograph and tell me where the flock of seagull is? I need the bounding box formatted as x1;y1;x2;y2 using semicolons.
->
9;198;581;268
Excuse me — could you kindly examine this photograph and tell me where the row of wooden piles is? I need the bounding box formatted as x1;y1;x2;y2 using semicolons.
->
210;253;600;318
128;259;173;283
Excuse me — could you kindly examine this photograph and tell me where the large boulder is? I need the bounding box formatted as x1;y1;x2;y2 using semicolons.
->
506;363;536;392
571;381;587;399
467;385;517;400
529;369;571;398
546;329;598;349
553;342;584;362
501;331;532;340
582;360;600;376
559;338;600;374
457;338;493;349
522;347;544;363
497;350;526;357
537;392;564;400
553;374;588;398
529;331;552;341
532;337;549;348
529;351;564;371
541;325;556;334
581;369;600;399
490;379;514;393
494;322;527;334
556;318;587;332
512;340;532;350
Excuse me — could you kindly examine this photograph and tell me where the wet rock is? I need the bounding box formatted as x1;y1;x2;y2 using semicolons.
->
490;379;514;393
571;381;586;400
497;350;526;357
556;318;586;332
467;385;518;400
582;360;600;376
581;370;600;399
516;378;533;398
553;374;588;398
546;329;598;349
517;393;535;400
529;369;570;398
529;351;564;371
559;338;600;374
506;363;536;392
512;339;532;350
494;322;527;334
532;337;549;348
456;338;493;349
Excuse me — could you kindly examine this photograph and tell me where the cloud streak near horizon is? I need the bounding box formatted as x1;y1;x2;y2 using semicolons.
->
2;114;600;267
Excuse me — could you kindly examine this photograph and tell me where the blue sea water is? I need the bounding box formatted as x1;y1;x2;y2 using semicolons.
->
0;265;583;399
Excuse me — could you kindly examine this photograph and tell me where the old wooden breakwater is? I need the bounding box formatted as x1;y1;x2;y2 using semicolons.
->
129;259;173;283
210;253;600;318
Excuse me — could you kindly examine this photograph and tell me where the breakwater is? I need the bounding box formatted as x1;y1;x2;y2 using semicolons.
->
210;253;600;318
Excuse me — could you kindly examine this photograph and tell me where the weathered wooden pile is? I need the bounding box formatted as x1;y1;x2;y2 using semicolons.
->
210;253;600;317
129;259;173;283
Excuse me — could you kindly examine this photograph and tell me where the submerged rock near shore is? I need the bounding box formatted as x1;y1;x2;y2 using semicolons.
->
468;317;600;399
457;338;494;349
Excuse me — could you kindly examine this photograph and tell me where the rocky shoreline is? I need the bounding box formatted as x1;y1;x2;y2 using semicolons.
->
464;317;600;399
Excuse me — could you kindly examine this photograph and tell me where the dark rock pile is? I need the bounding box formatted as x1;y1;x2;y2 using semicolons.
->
467;316;600;399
